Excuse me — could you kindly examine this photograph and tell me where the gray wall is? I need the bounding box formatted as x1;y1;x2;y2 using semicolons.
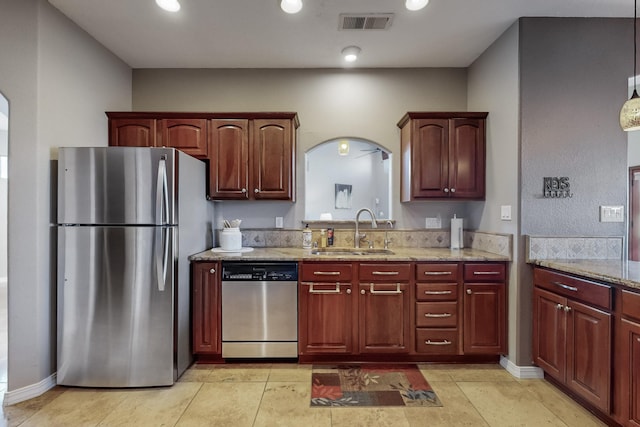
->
516;18;629;366
520;18;628;238
467;22;521;363
0;0;131;395
132;68;477;231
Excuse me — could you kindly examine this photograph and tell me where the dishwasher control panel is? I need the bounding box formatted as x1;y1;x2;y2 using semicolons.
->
221;261;298;281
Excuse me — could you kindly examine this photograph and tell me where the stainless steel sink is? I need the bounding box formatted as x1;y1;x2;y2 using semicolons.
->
310;247;394;256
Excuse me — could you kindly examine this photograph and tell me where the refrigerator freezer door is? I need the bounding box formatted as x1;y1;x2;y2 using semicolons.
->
57;225;175;387
58;147;177;225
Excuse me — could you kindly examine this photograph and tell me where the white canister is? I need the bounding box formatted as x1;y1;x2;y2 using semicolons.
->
220;228;242;251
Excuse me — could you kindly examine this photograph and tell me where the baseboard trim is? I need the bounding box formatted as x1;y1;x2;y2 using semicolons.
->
500;355;544;379
3;373;57;406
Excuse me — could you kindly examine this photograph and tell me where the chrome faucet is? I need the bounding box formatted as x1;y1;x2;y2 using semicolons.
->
354;208;378;248
384;220;393;249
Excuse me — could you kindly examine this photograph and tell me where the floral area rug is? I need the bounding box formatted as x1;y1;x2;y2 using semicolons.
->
310;364;442;407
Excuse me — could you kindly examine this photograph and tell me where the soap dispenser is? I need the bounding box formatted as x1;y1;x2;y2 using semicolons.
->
302;224;312;249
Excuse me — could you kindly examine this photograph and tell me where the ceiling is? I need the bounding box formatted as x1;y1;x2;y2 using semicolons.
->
48;0;633;69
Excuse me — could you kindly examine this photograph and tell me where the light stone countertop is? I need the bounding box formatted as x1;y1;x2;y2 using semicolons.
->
189;247;510;262
529;259;640;290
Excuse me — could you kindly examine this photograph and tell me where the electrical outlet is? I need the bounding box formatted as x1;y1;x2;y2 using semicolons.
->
425;217;441;229
501;205;512;221
275;216;284;228
600;206;624;222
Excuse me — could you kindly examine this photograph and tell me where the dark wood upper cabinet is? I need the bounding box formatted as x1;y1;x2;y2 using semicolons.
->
159;118;208;159
209;119;249;200
250;119;295;201
108;117;157;147
398;112;487;201
106;112;298;201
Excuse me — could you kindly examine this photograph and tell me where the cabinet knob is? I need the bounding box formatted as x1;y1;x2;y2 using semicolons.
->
346;289;351;294
564;305;572;312
361;289;366;295
209;268;216;274
254;188;259;193
443;188;449;193
466;289;472;295
241;188;247;193
556;303;563;310
450;188;456;193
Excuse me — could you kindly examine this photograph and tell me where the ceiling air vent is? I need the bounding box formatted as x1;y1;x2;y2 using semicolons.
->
339;13;394;30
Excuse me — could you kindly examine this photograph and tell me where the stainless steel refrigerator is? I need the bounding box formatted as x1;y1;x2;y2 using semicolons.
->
56;147;209;387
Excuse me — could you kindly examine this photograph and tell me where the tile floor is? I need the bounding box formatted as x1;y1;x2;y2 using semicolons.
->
0;363;606;427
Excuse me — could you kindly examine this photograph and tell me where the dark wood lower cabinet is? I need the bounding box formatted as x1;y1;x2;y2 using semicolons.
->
358;282;410;353
298;282;353;355
192;262;220;355
463;283;506;354
532;267;612;415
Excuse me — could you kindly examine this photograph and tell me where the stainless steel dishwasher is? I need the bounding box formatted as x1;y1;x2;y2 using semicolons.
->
221;261;298;358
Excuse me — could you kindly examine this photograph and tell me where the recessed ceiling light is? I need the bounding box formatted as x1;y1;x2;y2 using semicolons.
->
342;46;361;62
156;0;181;12
280;0;303;14
405;0;429;11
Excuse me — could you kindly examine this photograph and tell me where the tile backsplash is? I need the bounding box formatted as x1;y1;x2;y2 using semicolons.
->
526;236;623;261
220;228;513;259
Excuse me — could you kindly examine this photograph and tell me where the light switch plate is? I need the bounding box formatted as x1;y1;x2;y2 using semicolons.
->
501;205;512;221
600;205;624;222
275;216;284;228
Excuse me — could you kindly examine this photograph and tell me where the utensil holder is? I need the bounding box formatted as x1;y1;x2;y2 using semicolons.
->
220;227;242;250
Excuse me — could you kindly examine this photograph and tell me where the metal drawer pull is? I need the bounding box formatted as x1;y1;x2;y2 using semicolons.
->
473;271;501;275
564;305;572;312
552;281;578;292
425;313;452;318
556;303;563;310
372;271;399;276
424;271;451;276
307;283;342;294
424;290;452;295
313;271;341;276
369;283;402;294
425;339;452;345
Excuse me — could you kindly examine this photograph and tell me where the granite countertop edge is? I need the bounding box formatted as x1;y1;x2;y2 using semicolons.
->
189;247;510;262
529;259;640;291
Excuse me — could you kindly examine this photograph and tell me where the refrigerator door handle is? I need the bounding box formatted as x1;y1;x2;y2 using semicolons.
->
162;227;170;288
156;157;169;225
155;227;169;292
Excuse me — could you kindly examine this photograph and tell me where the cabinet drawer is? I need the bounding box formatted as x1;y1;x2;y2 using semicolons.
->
416;263;459;282
622;289;640;322
463;263;505;282
359;263;411;281
301;263;352;282
533;268;611;310
416;302;458;327
415;329;459;354
416;283;458;301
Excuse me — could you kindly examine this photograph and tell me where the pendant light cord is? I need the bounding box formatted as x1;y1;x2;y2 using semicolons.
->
634;0;637;93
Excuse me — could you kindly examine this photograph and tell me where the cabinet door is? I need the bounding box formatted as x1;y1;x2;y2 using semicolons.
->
109;118;156;147
208;119;249;199
566;299;611;413
251;119;294;200
448;118;485;199
620;318;640;426
160;118;208;159
359;283;411;353
299;282;353;354
192;263;220;354
463;283;506;354
410;119;449;198
533;287;566;381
